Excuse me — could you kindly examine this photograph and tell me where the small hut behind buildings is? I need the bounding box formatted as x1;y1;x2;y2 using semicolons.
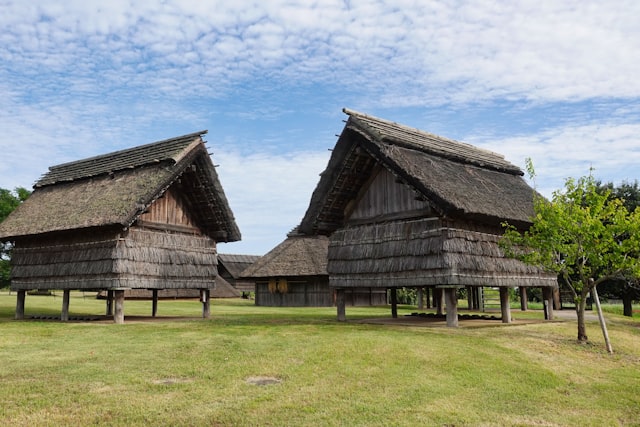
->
0;131;240;322
299;109;557;326
217;253;261;296
241;230;387;307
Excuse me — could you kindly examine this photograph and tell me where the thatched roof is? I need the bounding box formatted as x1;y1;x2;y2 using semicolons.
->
0;131;240;242
299;109;536;235
240;232;329;279
218;253;261;278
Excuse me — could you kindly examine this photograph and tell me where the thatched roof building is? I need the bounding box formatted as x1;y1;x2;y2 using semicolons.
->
299;109;557;325
241;230;386;307
217;253;261;293
0;131;240;322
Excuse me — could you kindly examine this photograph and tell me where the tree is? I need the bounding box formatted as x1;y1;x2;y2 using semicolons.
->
501;161;640;343
596;180;640;317
0;187;30;287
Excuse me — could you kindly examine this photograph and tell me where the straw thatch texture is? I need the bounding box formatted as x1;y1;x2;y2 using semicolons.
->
9;227;219;291
299;109;537;235
0;131;240;242
241;234;329;279
328;217;556;289
218;253;261;291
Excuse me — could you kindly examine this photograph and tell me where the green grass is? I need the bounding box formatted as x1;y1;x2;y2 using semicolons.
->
0;290;638;426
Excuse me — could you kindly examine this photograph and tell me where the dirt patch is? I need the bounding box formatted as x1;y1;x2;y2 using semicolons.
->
152;378;194;385
245;376;282;386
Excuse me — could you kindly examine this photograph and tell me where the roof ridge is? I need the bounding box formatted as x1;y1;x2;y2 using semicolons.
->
342;108;521;175
35;130;208;187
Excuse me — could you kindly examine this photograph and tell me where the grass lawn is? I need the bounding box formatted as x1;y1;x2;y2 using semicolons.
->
0;290;638;426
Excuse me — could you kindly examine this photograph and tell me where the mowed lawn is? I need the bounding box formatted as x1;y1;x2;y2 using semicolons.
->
0;291;638;426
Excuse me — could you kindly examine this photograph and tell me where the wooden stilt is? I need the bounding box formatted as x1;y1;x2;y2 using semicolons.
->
466;286;473;310
336;289;346;321
435;288;444;315
390;288;398;318
417;287;424;310
519;287;528;311
445;288;458;327
500;287;512;323
15;290;25;320
542;287;554;320
114;290;125;324
425;287;431;309
61;289;70;321
106;290;113;316
152;289;158;317
201;289;211;319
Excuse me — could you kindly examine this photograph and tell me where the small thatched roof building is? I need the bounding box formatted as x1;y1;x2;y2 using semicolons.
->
299;109;557;325
241;230;386;307
217;253;261;293
0;131;240;322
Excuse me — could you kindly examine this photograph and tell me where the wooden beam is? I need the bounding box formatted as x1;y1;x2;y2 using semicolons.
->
445;288;458;327
336;289;346;321
114;290;125;324
15;290;25;320
417;287;424;310
61;290;70;322
542;287;554;320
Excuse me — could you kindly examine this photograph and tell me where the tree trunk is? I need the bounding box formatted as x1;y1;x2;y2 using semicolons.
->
576;294;588;342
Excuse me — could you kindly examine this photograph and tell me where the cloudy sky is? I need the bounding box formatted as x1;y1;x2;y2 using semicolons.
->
1;1;639;254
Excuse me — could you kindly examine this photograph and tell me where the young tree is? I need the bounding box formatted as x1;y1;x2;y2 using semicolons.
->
501;162;640;342
0;187;30;287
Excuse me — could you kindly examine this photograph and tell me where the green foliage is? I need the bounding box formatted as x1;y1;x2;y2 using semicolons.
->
0;187;30;287
501;162;640;340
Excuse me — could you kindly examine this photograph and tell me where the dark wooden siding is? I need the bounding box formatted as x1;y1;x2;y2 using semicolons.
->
348;168;432;222
255;279;332;307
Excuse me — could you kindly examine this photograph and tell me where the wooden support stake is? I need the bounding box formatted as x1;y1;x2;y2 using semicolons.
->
417;287;424;310
390;288;398;318
114;290;125;324
152;289;158;317
336;289;346;322
15;290;25;320
444;288;458;327
500;287;511;323
61;289;71;322
591;286;613;354
435;288;445;315
466;286;473;311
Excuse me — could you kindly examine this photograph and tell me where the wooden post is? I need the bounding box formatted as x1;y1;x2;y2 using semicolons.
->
61;289;71;322
106;290;113;316
152;289;158;317
591;285;613;354
500;287;512;323
542;287;554;320
435;288;445;315
519;287;528;311
417;287;424;310
15;290;25;320
390;288;398;318
336;289;346;322
444;288;458;327
466;286;473;311
201;289;211;319
425;287;431;309
114;290;125;324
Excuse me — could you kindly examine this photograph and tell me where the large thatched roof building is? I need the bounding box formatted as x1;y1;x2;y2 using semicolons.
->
299;109;557;326
217;253;261;294
240;230;386;307
0;131;240;322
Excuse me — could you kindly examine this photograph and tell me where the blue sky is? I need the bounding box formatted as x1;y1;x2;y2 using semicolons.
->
1;1;639;255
